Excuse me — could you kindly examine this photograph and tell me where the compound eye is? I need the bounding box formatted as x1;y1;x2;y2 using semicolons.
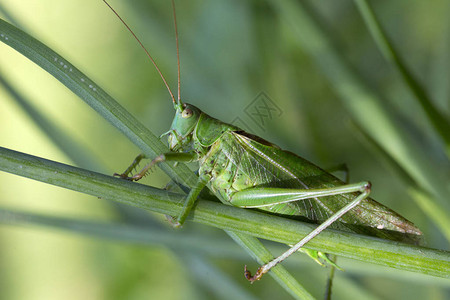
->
181;108;193;118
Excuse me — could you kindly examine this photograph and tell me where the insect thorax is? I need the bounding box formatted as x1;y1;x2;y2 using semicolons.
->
199;138;253;204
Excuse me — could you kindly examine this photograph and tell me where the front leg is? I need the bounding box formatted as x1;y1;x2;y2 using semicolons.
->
170;175;209;228
115;152;196;181
114;153;146;179
115;152;206;228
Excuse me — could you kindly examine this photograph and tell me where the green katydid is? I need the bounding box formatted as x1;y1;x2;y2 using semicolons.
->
104;0;422;282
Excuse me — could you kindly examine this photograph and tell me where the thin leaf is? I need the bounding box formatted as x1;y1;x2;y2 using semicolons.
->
354;0;450;157
183;253;260;300
0;146;448;279
227;231;315;300
0;208;244;259
0;72;101;169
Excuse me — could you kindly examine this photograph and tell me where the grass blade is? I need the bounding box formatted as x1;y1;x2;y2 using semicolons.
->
354;0;450;157
0;208;243;259
227;231;315;300
0;72;101;169
0;146;448;278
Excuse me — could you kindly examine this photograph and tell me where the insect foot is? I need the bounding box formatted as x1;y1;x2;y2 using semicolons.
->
113;173;143;181
165;215;183;229
364;181;372;193
244;265;266;283
299;249;343;270
113;172;139;181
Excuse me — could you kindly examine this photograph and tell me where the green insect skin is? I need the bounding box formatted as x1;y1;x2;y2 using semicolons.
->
125;102;422;244
105;0;423;284
117;101;423;281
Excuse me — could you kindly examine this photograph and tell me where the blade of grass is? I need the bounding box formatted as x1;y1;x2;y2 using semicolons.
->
227;231;315;300
0;207;245;259
407;187;450;243
183;253;260;300
429;4;450;111
0;207;264;300
354;0;450;158
0;146;448;278
0;71;101;169
0;17;309;298
0;70;167;224
0;2;21;28
1;206;448;288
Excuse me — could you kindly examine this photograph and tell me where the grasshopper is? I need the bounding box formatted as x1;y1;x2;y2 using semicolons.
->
105;0;422;282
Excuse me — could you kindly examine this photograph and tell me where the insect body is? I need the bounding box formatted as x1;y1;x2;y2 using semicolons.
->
106;0;422;282
118;101;422;281
167;104;420;238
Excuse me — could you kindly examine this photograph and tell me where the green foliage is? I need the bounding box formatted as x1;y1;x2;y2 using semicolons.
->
0;1;449;300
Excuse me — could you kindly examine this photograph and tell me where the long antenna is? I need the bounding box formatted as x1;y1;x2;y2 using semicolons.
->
102;0;177;105
172;0;181;105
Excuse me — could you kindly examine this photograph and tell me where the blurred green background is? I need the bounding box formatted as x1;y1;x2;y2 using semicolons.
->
0;0;449;299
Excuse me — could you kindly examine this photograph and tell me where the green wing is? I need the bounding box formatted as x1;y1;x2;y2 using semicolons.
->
219;131;422;243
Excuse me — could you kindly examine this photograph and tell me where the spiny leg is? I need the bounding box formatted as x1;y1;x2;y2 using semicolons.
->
114;154;146;179
170;175;208;228
115;152;194;181
239;181;371;282
162;174;188;225
119;155;165;181
115;152;204;228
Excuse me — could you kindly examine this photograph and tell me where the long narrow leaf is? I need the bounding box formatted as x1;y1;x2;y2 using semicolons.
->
0;72;101;169
354;0;450;157
227;231;315;300
0;146;448;279
0;208;244;259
